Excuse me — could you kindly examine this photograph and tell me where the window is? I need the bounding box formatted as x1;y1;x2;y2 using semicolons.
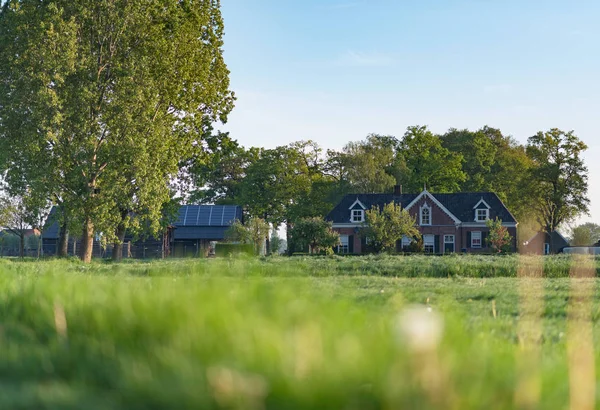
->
423;234;435;254
420;205;431;225
401;235;412;249
471;231;482;248
338;235;349;254
475;208;489;222
351;209;364;223
444;235;455;244
544;243;550;255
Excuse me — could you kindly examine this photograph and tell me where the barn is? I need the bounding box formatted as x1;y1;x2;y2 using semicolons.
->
42;205;243;258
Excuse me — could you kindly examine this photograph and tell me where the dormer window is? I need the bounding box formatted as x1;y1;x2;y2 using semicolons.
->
475;208;489;222
420;204;431;226
473;198;491;222
351;209;364;223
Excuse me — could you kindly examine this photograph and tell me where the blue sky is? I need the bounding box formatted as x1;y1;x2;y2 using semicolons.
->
220;0;599;227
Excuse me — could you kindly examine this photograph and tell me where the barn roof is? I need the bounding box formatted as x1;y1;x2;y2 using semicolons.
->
42;205;243;240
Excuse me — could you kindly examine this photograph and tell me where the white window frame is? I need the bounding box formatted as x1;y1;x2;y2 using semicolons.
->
420;204;431;226
475;208;489;222
423;234;435;254
338;235;349;254
444;235;455;244
351;209;364;223
401;235;412;249
471;231;482;248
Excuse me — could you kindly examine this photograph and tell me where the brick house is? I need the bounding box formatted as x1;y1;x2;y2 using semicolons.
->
326;187;518;254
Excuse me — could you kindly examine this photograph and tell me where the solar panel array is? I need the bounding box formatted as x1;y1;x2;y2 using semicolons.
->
175;205;240;227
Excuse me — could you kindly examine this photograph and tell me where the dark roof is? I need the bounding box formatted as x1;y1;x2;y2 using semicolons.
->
326;194;418;222
326;191;517;224
42;206;60;239
174;205;241;227
432;192;516;223
529;231;570;248
42;205;242;240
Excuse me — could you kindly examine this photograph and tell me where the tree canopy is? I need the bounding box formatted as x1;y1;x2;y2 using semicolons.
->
0;0;234;262
526;129;589;237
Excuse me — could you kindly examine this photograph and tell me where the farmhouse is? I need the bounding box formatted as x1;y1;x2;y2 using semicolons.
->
326;187;518;254
42;205;242;258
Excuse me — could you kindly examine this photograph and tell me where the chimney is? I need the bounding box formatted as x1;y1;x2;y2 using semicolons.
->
394;184;402;195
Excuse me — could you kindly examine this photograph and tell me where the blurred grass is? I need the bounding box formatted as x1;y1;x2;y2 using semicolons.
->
0;256;597;409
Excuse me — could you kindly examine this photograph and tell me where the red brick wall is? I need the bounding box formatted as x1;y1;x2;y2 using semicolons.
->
407;197;457;226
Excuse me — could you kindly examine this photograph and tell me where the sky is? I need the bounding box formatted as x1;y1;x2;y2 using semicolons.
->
218;0;599;228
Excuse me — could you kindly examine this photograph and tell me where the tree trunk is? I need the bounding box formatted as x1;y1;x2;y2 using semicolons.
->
112;226;126;262
112;221;128;262
80;217;94;263
265;235;270;256
19;235;24;258
58;222;69;257
286;221;293;256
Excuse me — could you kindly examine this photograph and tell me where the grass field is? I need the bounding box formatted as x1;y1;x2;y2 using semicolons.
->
0;255;598;409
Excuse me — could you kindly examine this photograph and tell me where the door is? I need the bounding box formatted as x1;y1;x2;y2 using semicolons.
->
444;235;455;253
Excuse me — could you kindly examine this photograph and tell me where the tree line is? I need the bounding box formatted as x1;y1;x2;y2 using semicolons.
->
192;126;589;254
0;1;590;261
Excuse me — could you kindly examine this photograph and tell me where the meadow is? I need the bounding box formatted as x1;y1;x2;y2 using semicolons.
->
0;255;599;409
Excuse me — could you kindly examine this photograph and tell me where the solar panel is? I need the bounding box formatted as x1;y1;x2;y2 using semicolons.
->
185;206;200;226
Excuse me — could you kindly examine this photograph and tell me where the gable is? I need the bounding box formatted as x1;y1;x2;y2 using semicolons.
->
407;195;457;226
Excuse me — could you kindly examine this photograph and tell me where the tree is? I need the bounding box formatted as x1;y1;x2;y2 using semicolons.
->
485;218;513;254
364;202;420;253
188;137;258;205
0;193;46;258
526;129;589;249
269;231;286;255
440;127;497;192
239;142;325;252
336;134;398;193
0;0;234;262
569;223;600;246
225;218;269;256
396;126;466;193
289;217;339;254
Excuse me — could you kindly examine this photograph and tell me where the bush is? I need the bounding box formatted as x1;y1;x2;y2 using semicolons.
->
214;243;254;257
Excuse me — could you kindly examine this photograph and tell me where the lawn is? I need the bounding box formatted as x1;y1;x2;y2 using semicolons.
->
0;255;598;409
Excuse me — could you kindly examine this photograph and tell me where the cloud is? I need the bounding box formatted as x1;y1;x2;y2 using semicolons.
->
336;50;396;67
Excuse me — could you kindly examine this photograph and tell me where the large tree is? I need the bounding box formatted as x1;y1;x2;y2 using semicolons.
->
396;126;466;193
569;223;600;246
336;134;398;194
441;126;536;224
526;129;589;244
0;0;234;262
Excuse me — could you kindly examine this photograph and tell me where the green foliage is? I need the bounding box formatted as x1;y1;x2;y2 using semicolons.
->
225;218;270;255
0;0;234;261
364;202;420;252
485;218;513;254
269;231;286;255
526;129;589;235
337;134;398;193
569;223;600;246
396;125;466;193
289;217;339;254
214;243;254;257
